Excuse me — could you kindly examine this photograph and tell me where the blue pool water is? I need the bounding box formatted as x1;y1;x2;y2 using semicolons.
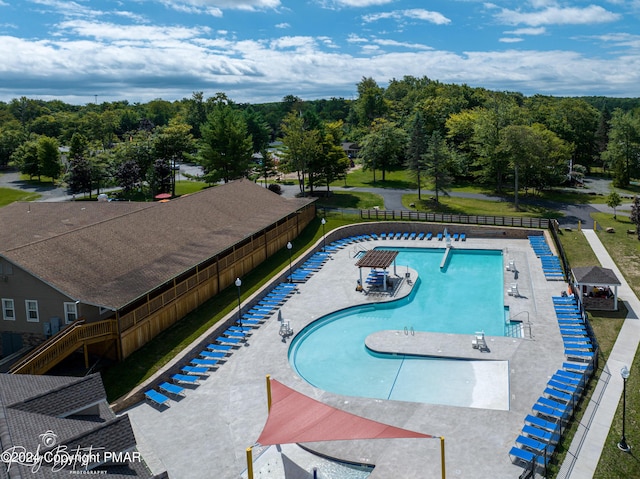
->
288;248;508;406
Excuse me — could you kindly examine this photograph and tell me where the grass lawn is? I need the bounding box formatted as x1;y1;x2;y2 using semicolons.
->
314;190;384;210
589;213;640;479
331;168;416;189
0;187;41;206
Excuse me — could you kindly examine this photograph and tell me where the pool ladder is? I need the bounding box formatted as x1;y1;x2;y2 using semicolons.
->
404;326;415;336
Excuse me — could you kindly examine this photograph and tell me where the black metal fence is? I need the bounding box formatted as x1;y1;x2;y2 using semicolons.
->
359;209;552;229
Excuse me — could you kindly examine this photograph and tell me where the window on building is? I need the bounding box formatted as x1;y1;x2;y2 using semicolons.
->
64;302;78;323
25;300;39;322
2;299;15;320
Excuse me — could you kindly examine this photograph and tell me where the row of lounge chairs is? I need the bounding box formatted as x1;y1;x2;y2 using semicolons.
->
144;282;300;408
528;236;564;281
509;295;594;472
323;231;468;248
287;251;332;282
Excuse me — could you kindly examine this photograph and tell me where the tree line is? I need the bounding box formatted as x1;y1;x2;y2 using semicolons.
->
1;77;639;201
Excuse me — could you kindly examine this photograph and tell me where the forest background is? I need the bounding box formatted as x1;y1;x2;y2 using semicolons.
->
2;76;640;205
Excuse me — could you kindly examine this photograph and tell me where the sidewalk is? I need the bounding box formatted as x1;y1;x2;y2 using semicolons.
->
561;229;640;478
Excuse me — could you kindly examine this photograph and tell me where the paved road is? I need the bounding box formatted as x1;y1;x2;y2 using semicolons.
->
280;180;627;229
1;168;631;228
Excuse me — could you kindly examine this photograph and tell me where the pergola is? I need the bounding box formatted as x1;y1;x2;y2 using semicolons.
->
355;250;399;292
572;266;621;311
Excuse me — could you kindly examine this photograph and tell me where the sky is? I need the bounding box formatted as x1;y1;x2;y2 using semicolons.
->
1;0;639;105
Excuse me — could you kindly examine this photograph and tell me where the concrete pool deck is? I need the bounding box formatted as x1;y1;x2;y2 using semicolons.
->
123;233;574;479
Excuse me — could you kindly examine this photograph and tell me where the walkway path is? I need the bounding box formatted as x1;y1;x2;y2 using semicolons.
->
562;229;640;478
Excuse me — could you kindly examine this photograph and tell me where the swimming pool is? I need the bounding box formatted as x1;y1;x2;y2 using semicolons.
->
288;247;511;409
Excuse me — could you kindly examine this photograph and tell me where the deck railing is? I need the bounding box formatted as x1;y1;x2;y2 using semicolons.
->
9;319;118;375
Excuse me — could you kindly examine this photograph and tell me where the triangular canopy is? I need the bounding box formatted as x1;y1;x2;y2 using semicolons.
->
257;379;433;446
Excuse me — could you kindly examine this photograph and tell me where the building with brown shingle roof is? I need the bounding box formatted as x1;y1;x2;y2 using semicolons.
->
0;180;315;368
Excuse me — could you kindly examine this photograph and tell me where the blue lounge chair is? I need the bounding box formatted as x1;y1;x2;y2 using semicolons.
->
537;397;571;414
215;336;243;345
171;374;199;385
522;425;559;444
563;362;590;373
460;233;466;241
509;446;549;467
516;435;551;453
426;232;434;240
181;365;209;376
547;379;577;395
206;343;232;351
525;414;560;433
144;389;170;407
409;232;416;240
453;233;459;241
544;387;572;403
532;402;567;421
191;358;219;368
417;232;425;240
200;350;227;359
380;233;387;240
402;232;409;240
241;319;261;326
145;389;170;407
159;382;186;397
437;232;443;241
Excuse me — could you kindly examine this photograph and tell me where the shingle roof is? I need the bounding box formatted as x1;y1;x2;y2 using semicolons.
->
9;374;106;417
0;374;160;478
572;266;621;285
1;180;313;309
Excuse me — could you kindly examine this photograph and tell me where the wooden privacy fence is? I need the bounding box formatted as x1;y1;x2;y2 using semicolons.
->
359;209;552;229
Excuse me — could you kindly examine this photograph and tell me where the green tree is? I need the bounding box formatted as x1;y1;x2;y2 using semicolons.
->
606;191;622;219
153;119;195;195
407;111;429;199
66;156;93;196
422;131;452;203
353;77;389;126
11;139;40;179
198;104;253;184
603;109;640;188
0;126;24;168
359;118;408;183
279;111;314;195
38;136;62;181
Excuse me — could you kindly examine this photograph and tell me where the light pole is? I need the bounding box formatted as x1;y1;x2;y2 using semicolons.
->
287;242;293;282
618;365;631;452
321;218;326;252
235;277;242;328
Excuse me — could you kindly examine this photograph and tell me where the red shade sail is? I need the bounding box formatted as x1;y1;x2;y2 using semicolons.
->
257;379;434;446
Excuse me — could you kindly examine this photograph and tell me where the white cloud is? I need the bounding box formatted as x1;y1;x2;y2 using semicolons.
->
327;0;394;7
346;33;368;43
56;20;210;42
373;38;433;50
275;22;290;29
161;0;280;11
363;9;451;25
495;5;621;26
499;37;524;43
505;27;546;36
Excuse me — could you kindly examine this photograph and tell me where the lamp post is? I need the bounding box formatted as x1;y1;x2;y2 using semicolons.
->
235;277;242;328
618;365;631;452
286;242;293;282
321;218;326;252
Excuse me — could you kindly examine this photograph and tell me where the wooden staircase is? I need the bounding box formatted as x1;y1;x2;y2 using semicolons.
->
9;319;119;375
